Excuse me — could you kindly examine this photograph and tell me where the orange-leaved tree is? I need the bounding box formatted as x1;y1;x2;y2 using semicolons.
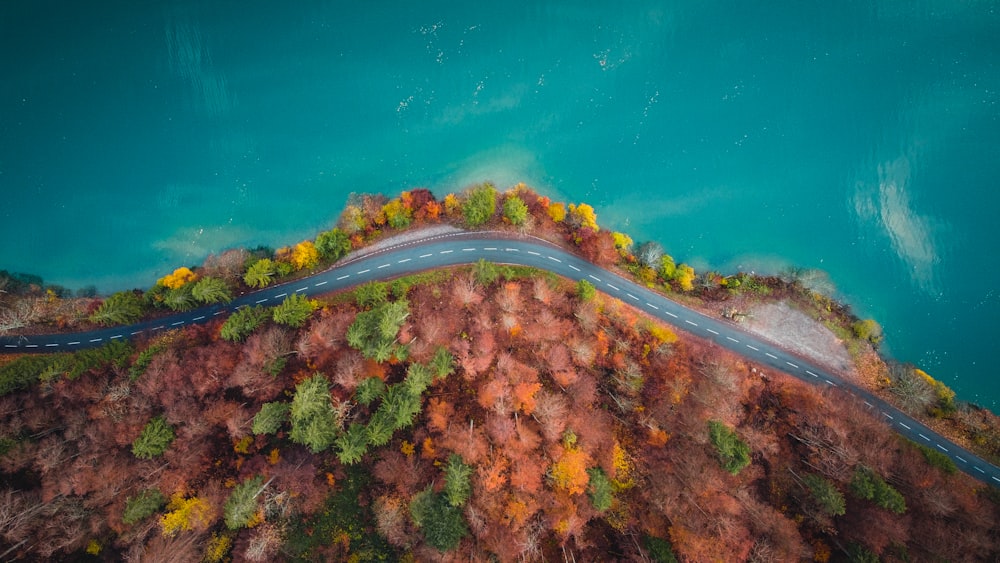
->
549;445;591;495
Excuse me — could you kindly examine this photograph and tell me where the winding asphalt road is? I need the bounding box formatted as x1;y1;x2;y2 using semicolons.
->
3;231;999;487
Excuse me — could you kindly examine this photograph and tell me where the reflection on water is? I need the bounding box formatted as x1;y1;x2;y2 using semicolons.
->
853;157;940;293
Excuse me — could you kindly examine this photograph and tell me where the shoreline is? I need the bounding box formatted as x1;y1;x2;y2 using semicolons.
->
2;184;997;458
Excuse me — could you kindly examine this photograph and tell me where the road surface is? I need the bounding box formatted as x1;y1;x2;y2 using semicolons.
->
2;231;998;487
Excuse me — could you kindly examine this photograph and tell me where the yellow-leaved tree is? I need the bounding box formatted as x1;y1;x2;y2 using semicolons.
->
290;240;319;270
611;232;633;256
673;264;696;291
381;199;413;229
160;492;214;536
547;202;566;223
158;267;198;289
443;193;461;217
568;203;599;231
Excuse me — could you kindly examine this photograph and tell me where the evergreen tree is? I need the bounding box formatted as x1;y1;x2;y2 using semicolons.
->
315;228;352;261
443;454;473;507
272;293;317;328
430;346;455;380
220;305;269;342
289;374;340;453
123;488;166;525
224;475;267;529
244;258;276;288
803;473;846;516
410;488;468;551
90;291;145;326
191;276;233;304
336;422;369;465
587;467;614;512
708;420;750;475
132;416;175;459
252;401;290;435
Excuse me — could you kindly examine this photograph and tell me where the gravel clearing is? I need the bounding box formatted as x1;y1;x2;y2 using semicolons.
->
742;300;856;377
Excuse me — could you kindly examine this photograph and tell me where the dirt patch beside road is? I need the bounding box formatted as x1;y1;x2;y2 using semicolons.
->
741;300;856;377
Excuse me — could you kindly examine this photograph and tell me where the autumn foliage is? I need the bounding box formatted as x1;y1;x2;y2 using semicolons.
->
1;185;999;561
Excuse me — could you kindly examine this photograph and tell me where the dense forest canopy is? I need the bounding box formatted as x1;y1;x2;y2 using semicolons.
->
0;184;998;561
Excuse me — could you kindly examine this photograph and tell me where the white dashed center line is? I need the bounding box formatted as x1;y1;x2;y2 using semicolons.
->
626;293;639;301
606;284;620;291
665;311;678;318
398;258;411;263
746;345;759;351
439;250;453;254
568;264;580;272
527;251;541;256
337;275;350;280
726;337;739;343
785;361;798;368
706;328;719;335
419;254;433;258
589;275;601;282
685;320;698;327
918;433;930;441
764;352;778;359
358;269;370;274
315;281;327;287
377;264;390;269
899;422;911;430
547;256;561;263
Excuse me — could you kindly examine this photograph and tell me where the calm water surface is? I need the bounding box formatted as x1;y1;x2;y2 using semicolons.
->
2;1;999;408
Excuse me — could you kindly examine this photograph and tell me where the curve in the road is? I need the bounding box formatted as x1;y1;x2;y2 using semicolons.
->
3;231;999;487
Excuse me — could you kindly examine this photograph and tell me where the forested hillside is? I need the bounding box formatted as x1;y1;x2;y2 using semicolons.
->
1;264;997;561
1;184;999;561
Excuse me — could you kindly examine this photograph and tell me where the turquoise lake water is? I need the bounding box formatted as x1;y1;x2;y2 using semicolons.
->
2;1;999;409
